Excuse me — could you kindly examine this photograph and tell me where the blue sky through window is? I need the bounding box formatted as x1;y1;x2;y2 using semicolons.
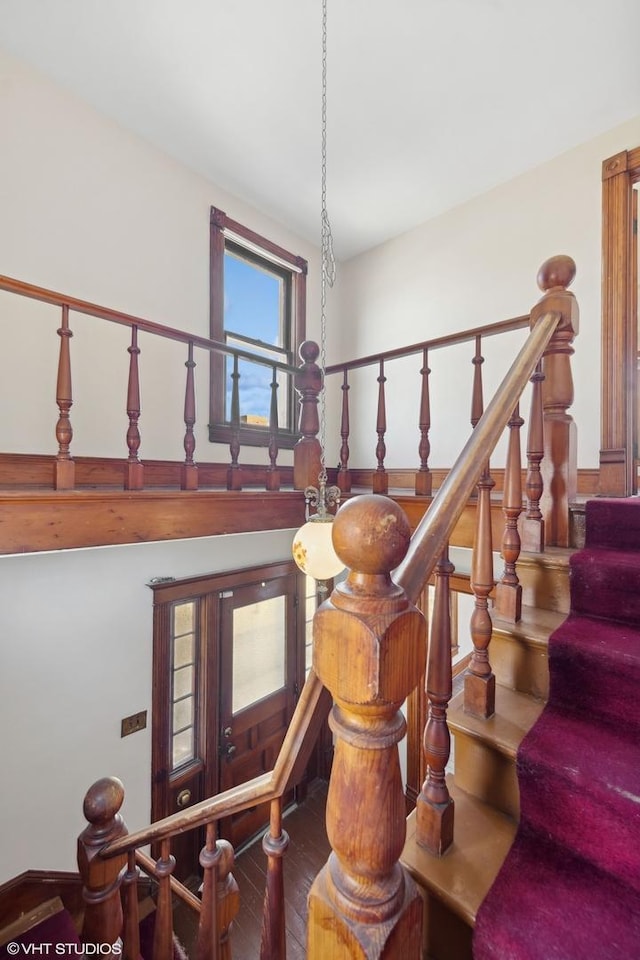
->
224;251;285;422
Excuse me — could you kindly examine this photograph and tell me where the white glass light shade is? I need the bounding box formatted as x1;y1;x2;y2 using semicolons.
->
292;517;345;580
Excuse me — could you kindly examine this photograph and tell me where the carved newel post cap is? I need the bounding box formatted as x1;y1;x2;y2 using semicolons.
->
332;494;411;576
83;776;125;825
537;255;576;292
299;339;320;364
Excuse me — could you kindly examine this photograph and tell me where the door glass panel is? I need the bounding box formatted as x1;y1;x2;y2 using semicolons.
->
174;633;194;668
174;664;194;699
232;595;286;713
173;696;194;731
171;600;197;770
172;728;194;768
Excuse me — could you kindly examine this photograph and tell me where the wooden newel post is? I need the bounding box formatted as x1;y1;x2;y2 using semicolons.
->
307;495;426;959
529;255;579;548
78;777;128;950
294;340;322;490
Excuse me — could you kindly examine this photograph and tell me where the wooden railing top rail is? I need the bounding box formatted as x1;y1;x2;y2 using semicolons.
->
99;668;330;860
0;274;298;375
394;308;560;605
325;313;530;375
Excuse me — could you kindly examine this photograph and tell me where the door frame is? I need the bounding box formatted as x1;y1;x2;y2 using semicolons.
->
149;560;305;874
600;147;640;496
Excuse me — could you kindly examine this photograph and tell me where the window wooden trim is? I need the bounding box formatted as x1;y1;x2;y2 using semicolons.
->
209;207;308;448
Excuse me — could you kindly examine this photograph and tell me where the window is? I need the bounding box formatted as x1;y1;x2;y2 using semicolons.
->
209;207;307;448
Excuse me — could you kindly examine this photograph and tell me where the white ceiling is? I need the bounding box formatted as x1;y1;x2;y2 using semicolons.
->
1;0;639;260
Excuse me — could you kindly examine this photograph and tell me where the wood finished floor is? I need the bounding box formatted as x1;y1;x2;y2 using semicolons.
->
231;779;330;959
174;779;330;959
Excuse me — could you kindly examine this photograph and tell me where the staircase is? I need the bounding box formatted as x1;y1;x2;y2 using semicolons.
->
402;498;640;960
401;542;570;960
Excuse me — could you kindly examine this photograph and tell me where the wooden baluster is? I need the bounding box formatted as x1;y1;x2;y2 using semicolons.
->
470;335;484;430
78;777;127;949
197;823;221;960
307;495;426;958
293;340;322;490
494;403;524;621
125;325;144;491
521;362;545;552
153;839;176;960
337;370;351;492
216;840;239;960
227;354;242;491
416;545;455;855
122;851;141;960
260;797;289;960
465;467;496;718
372;360;388;494
529;255;579;547
181;341;198;491
415;347;432;496
266;365;280;491
54;304;75;490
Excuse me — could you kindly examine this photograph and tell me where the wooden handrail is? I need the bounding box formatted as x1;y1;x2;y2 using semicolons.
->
394;309;561;604
324;313;529;375
98;668;331;860
0;273;298;376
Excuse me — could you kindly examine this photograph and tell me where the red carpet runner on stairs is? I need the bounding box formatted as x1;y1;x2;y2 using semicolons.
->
473;497;640;960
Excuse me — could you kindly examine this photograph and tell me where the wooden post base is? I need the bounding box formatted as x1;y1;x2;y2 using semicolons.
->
265;469;280;492
54;458;75;491
414;471;432;497
520;516;544;553
226;467;242;491
416;793;454;857
125;461;144;491
372;472;388;494
180;464;198;491
307;860;423;959
493;582;522;622
293;438;322;491
464;671;495;719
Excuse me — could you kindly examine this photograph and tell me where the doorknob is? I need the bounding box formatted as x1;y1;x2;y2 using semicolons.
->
176;788;191;808
220;742;236;759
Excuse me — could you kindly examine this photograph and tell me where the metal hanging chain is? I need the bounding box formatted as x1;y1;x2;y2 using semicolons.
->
319;0;336;487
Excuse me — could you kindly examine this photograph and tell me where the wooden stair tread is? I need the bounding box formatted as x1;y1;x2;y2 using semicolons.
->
518;547;573;569
491;604;566;647
402;779;517;927
448;685;545;759
0;896;64;946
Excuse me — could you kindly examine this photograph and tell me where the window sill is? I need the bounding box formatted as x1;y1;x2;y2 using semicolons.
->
208;423;300;450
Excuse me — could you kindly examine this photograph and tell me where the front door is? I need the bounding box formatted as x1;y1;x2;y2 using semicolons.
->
218;572;300;848
151;562;305;879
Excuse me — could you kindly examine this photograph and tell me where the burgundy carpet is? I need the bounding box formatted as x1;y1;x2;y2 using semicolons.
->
473;498;640;960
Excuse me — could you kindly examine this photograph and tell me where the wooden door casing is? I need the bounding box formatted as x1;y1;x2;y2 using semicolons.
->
150;561;304;876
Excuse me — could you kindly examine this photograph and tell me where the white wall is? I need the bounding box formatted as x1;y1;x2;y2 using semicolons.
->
0;50;325;882
0;48;321;463
331;115;640;471
0;528;298;883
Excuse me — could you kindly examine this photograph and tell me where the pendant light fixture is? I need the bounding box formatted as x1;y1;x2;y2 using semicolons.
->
292;0;344;584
